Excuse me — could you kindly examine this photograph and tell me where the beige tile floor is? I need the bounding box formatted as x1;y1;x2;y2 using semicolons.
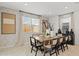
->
0;45;79;56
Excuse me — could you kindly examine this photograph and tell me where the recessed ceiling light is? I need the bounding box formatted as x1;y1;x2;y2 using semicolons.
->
24;3;28;6
65;6;68;9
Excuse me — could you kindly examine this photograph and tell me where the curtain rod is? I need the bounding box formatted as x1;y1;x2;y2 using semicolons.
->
58;12;74;16
19;10;41;16
1;6;41;17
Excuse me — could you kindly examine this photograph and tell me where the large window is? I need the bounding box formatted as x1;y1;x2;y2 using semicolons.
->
22;16;40;33
59;13;72;34
1;12;16;34
22;16;31;32
32;18;40;33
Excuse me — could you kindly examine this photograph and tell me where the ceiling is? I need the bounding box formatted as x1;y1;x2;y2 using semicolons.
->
0;2;79;17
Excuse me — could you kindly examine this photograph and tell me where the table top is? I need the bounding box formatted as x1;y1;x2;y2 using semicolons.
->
33;34;64;42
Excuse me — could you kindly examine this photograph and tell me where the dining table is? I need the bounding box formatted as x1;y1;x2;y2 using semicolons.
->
31;34;65;54
32;34;65;43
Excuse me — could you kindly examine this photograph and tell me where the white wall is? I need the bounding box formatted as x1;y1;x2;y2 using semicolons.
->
0;7;20;48
73;11;79;45
49;11;79;45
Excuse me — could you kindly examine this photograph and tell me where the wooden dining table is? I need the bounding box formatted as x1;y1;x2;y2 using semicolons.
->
31;34;65;55
33;34;64;43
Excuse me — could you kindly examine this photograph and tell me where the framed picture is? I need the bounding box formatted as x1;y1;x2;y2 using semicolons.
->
1;12;16;34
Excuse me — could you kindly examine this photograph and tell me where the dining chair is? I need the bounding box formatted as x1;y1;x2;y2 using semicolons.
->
43;39;52;56
43;38;58;56
51;38;59;56
57;37;64;55
68;35;72;42
30;36;43;56
57;34;62;37
63;36;69;51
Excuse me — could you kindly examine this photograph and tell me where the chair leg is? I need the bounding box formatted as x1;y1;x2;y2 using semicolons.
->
40;47;43;53
49;51;51;56
61;45;63;52
63;45;65;51
55;49;58;56
57;47;60;55
31;46;33;53
35;48;38;56
44;52;45;56
44;50;46;56
56;46;59;55
66;44;68;49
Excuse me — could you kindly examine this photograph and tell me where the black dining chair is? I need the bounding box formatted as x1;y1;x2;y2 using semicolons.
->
57;37;64;55
30;36;43;56
43;39;58;56
51;39;59;56
43;39;53;56
63;36;69;51
68;35;72;43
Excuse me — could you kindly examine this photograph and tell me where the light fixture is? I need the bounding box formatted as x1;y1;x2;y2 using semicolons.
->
65;6;68;9
24;3;28;6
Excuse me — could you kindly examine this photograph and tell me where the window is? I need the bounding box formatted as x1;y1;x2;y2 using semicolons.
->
32;18;40;33
59;13;72;34
1;12;16;34
22;16;40;33
22;16;31;32
62;23;69;34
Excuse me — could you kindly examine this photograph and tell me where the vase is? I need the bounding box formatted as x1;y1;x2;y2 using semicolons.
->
50;31;54;37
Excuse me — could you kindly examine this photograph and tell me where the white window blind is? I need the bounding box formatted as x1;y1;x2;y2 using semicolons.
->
22;12;41;33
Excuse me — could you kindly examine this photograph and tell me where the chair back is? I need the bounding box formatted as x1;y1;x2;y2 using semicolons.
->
59;37;64;44
57;34;62;37
43;39;52;46
30;36;36;46
65;36;68;41
68;35;71;41
52;39;58;46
